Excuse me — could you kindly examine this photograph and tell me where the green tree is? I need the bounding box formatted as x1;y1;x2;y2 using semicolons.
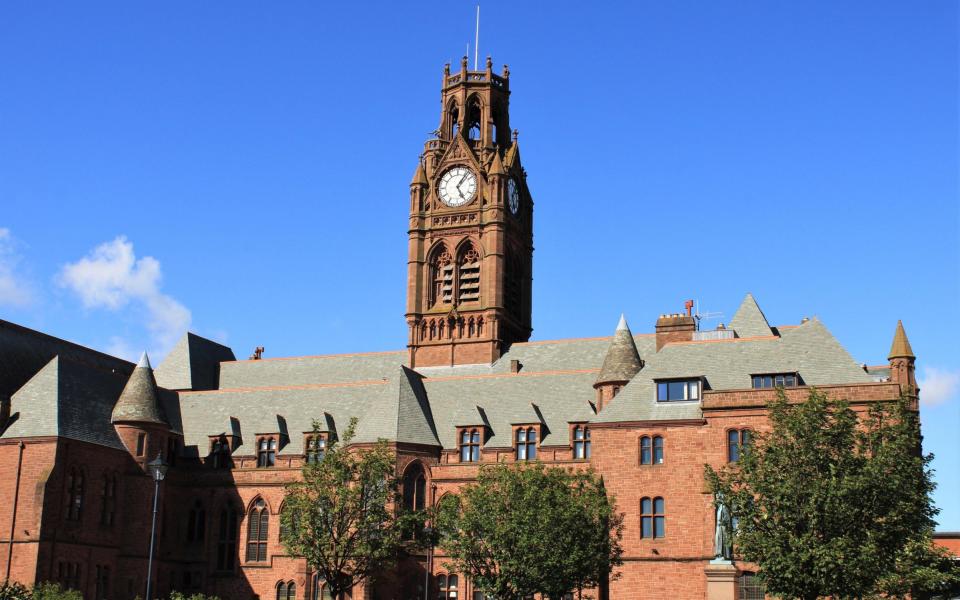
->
436;463;623;600
706;389;958;600
30;583;81;600
0;582;31;600
279;418;423;599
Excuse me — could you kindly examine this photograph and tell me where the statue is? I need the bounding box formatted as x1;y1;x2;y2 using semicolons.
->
714;493;733;561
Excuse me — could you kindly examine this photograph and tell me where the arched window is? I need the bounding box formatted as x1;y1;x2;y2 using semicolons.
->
66;468;84;521
437;573;459;599
640;436;652;465
258;437;277;467
99;474;116;526
515;427;537;461
728;429;752;463
640;496;665;539
402;463;427;512
216;505;239;571
277;581;296;600
187;500;206;543
312;573;334;600
448;103;460;138
573;425;591;460
466;98;482;140
429;245;454;307
246;499;269;562
456;243;481;304
459;429;481;463
653;436;664;464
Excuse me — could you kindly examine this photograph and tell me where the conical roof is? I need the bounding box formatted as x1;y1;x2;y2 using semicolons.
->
111;352;167;425
410;162;428;186
888;320;915;360
595;314;643;386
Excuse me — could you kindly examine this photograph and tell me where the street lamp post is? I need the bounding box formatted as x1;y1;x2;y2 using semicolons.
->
145;454;169;600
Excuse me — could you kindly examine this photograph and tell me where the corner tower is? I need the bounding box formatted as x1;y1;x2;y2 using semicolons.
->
406;57;533;367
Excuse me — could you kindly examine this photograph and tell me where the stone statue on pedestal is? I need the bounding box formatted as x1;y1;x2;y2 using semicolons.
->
714;493;733;561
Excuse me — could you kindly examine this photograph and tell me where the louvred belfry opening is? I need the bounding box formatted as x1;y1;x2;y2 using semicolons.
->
406;56;533;367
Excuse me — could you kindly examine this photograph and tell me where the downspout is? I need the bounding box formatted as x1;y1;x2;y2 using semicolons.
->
5;441;25;582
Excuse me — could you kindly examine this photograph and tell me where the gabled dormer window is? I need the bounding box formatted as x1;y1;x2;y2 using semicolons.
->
257;436;278;468
458;427;482;463
514;426;538;461
305;434;327;464
656;379;701;402
751;373;800;389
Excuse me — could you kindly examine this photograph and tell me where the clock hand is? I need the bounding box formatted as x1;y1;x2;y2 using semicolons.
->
457;175;466;190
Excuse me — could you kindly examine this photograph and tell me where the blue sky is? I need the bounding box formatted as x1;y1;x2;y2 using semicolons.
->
1;2;957;528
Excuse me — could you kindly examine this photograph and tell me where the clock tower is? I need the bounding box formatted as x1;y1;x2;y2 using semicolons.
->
406;56;533;367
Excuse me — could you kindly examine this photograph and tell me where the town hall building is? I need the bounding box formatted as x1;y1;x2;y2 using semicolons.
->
0;57;920;600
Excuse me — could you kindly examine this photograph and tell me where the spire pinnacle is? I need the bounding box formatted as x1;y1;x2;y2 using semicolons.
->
616;313;629;331
489;151;505;176
411;161;428;186
137;351;151;369
888;320;915;360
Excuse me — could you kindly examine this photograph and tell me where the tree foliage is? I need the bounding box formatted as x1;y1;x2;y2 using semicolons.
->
436;462;623;600
279;418;423;599
706;389;959;600
0;583;82;600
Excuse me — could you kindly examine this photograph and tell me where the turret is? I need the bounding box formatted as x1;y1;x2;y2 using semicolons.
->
887;320;917;397
112;352;171;467
594;315;644;411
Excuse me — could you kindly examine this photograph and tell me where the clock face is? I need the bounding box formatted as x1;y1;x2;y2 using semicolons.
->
438;166;477;207
508;178;520;215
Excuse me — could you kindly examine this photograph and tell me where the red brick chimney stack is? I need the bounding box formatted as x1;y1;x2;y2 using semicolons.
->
655;311;696;352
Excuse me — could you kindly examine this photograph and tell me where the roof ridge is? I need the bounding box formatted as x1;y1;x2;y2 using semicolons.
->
180;379;391;395
228;349;406;363
423;368;600;383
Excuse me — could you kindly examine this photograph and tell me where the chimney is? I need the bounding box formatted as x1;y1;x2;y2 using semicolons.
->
655;312;696;351
510;359;521;374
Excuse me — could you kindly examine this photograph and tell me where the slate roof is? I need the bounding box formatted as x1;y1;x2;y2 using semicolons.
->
154;333;236;391
111;353;167;425
595;315;644;385
0;295;884;454
595;317;873;423
729;293;773;338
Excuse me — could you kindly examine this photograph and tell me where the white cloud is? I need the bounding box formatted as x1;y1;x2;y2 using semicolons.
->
918;366;960;407
58;236;191;357
0;228;35;308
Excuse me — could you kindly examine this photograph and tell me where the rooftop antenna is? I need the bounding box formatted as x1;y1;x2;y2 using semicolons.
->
474;5;480;70
692;299;723;331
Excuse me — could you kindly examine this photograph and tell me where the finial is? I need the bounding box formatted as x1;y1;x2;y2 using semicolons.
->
512;129;519;142
616;314;629;331
444;63;450;76
486;56;493;69
249;346;265;360
137;351;151;369
461;55;469;70
503;64;510;78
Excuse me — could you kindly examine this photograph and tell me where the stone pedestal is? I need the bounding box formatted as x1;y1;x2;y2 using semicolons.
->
705;560;738;600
